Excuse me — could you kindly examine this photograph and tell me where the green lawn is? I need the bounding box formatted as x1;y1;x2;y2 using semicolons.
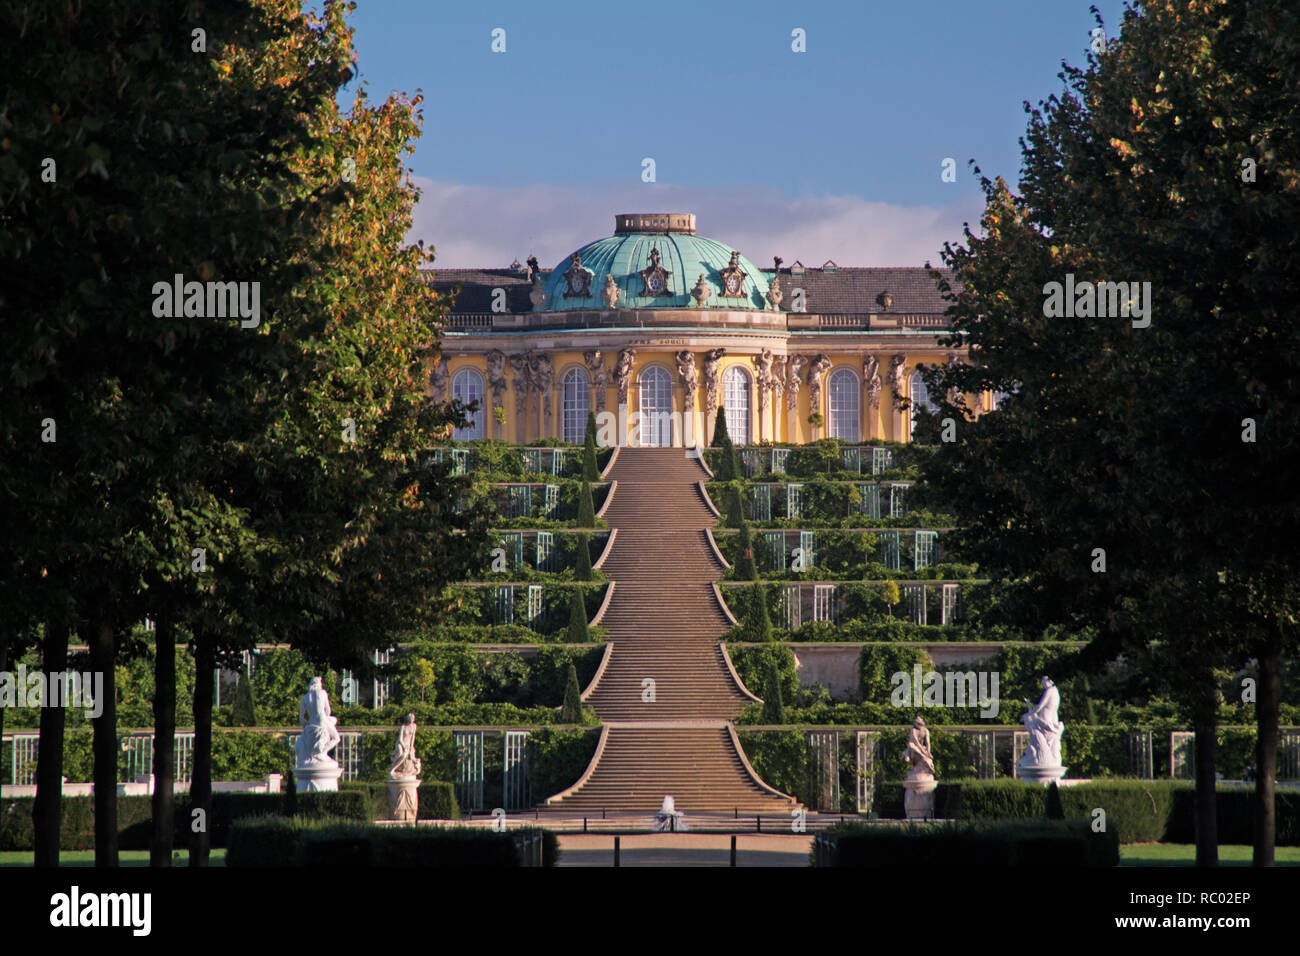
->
0;850;226;867
1121;844;1300;866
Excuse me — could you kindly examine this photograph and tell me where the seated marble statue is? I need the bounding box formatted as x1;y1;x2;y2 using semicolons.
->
902;716;936;781
1020;676;1064;768
295;676;341;767
389;712;422;779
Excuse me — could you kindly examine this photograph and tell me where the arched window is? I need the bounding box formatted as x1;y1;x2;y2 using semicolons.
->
909;371;937;437
828;368;860;441
561;367;590;444
638;366;673;447
722;366;751;445
452;368;485;440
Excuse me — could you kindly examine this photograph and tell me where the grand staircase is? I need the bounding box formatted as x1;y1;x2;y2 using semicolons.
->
544;447;797;814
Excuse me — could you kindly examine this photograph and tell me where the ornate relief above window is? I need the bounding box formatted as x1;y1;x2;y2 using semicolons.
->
639;247;673;297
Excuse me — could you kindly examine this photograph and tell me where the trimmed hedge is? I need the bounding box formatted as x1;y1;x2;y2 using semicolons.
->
815;819;1118;867
0;781;462;851
874;778;1300;846
226;817;556;867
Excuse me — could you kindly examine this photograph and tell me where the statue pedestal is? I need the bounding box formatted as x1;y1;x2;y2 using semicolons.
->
294;763;343;793
902;777;937;819
386;775;421;822
1017;764;1068;785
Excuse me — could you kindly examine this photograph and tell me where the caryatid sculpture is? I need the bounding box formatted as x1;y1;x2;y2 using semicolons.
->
701;348;727;426
1018;676;1066;781
785;355;808;411
770;355;787;404
806;354;832;417
753;348;775;415
509;353;530;416
864;355;882;410
584;350;609;409
889;354;907;407
614;348;636;405
675;350;698;413
529;351;554;433
485;350;508;412
294;677;343;792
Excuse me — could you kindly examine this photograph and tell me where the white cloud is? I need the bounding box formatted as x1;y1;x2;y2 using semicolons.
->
407;177;983;270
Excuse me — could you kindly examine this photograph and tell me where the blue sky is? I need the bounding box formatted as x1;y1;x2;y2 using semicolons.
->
345;0;1131;268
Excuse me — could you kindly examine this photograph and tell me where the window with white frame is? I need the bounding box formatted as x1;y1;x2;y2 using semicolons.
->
828;368;860;440
561;367;590;443
638;366;673;446
452;368;486;440
723;366;751;445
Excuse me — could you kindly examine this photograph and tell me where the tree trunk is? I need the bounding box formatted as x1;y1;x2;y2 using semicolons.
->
33;620;70;867
0;641;8;818
1192;705;1218;867
90;618;119;867
150;609;176;867
1253;631;1283;867
189;637;214;867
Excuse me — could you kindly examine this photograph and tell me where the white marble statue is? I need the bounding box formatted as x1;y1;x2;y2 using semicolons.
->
1019;676;1064;770
386;713;422;821
902;716;935;781
295;677;341;767
389;712;422;779
901;716;938;818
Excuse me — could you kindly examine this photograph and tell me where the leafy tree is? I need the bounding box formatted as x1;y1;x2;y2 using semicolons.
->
923;0;1300;865
566;589;590;643
412;659;437;703
582;412;600;481
742;581;772;642
880;580;901;618
559;664;583;723
577;480;596;527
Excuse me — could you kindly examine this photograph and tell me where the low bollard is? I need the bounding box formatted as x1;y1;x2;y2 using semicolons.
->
730;834;737;868
614;835;620;867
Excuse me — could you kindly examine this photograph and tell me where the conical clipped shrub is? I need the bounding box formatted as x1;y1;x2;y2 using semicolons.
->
231;674;257;726
583;411;600;480
743;579;772;642
1045;782;1065;820
566;588;590;643
713;407;731;447
761;661;785;724
573;532;593;581
724;482;745;528
560;663;583;722
734;521;757;580
577;479;596;527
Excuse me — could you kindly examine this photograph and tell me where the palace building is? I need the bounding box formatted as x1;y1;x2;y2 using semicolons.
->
427;213;972;446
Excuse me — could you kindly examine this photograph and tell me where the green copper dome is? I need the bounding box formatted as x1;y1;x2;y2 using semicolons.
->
540;213;773;311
